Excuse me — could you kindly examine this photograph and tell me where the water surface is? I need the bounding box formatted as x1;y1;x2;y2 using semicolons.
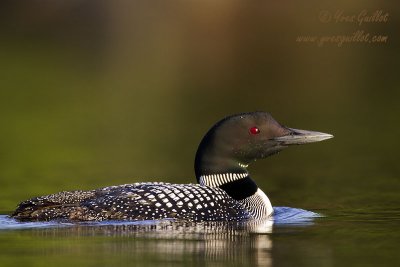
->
1;207;399;267
0;207;320;231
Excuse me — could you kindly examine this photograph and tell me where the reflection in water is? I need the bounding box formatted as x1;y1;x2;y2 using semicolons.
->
98;221;272;266
0;207;320;267
28;220;274;267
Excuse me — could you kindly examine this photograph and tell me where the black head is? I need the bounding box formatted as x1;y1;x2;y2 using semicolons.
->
195;112;333;179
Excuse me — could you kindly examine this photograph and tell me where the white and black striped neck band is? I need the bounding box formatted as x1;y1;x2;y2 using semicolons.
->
199;173;248;187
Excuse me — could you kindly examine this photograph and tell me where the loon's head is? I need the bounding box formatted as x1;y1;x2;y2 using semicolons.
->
195;111;333;180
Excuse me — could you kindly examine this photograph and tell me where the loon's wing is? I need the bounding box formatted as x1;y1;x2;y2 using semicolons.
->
82;182;250;221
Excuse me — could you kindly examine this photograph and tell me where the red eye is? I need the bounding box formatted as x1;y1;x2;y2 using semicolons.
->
249;126;260;135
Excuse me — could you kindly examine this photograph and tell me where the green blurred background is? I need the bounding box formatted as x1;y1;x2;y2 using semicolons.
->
0;0;399;214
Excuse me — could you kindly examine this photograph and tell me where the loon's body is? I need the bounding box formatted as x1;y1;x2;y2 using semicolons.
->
13;182;269;221
12;112;332;222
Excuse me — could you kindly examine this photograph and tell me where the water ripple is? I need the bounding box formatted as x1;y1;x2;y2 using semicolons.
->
0;207;321;231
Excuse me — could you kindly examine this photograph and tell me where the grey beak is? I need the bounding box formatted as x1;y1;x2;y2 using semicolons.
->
273;128;334;145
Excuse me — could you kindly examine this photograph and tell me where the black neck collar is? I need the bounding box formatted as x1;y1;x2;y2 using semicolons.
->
218;175;257;201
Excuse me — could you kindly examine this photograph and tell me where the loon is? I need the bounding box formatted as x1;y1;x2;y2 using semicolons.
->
12;112;333;222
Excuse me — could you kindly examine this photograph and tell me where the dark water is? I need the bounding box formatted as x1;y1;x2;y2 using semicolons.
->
0;207;399;267
1;1;399;267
